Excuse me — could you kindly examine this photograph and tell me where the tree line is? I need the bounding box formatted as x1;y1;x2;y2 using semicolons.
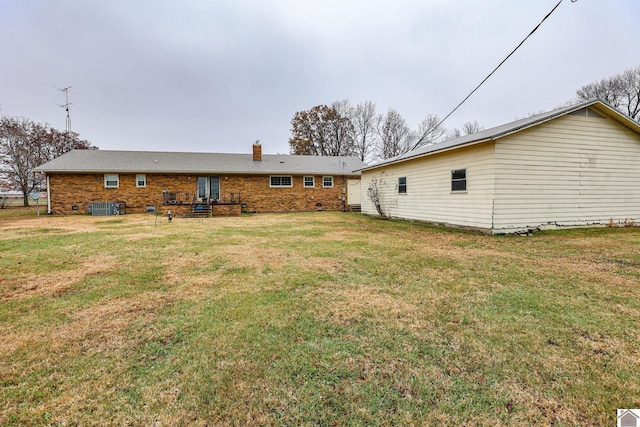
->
290;64;640;162
0;116;95;206
289;100;483;163
574;65;640;122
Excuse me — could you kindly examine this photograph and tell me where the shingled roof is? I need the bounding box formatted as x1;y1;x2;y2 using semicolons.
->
34;150;366;175
359;100;640;172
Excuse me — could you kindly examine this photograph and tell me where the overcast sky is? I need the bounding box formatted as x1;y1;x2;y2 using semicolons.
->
1;0;638;157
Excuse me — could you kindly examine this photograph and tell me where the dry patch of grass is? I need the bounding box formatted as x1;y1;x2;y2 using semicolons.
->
1;255;118;301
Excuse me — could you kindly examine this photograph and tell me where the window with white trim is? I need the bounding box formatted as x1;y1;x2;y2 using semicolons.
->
136;174;146;188
322;176;333;188
304;176;315;188
451;169;466;192
398;177;407;194
104;174;119;188
270;176;293;187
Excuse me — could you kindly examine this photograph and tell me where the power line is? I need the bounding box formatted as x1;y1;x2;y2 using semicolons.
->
411;0;576;151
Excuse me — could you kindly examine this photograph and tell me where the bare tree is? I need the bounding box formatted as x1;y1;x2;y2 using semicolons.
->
462;120;484;135
619;66;640;121
445;120;483;141
413;114;446;149
350;101;378;162
575;64;640;122
445;128;462;140
376;108;414;159
0;116;95;206
328;100;356;156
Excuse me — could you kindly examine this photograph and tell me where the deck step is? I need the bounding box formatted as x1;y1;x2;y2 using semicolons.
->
190;204;212;218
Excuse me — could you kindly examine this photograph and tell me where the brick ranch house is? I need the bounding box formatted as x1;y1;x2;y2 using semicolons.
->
34;143;366;216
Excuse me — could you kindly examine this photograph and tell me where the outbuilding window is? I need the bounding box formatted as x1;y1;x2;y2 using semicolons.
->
451;169;466;192
304;176;315;188
270;176;293;187
398;177;407;194
323;176;333;188
104;174;119;188
136;174;146;188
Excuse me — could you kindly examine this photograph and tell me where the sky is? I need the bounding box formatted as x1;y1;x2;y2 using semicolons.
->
1;0;638;157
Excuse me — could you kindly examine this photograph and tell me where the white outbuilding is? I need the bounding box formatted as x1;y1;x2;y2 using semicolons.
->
358;100;640;234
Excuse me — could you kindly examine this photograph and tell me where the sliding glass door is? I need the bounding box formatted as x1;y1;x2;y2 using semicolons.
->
197;176;220;202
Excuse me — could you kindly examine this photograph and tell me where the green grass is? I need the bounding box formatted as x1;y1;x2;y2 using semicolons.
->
1;212;639;425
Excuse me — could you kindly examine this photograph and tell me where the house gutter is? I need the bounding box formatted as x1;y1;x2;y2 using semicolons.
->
34;169;362;176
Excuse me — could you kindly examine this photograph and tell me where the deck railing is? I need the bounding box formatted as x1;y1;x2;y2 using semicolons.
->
162;190;242;205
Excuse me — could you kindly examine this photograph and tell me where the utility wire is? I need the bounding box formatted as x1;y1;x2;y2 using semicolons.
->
411;0;575;151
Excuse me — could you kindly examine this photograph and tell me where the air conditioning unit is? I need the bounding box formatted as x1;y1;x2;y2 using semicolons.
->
91;202;125;216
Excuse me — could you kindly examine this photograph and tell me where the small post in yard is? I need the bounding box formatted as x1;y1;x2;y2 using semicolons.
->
167;209;172;223
29;192;41;216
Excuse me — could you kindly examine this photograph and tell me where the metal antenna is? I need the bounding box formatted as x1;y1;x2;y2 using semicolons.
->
57;86;72;133
55;86;84;133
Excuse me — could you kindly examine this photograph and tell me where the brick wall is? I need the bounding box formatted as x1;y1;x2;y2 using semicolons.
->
47;173;353;214
227;174;347;212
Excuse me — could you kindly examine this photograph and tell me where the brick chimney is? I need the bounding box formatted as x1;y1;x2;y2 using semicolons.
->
253;141;262;161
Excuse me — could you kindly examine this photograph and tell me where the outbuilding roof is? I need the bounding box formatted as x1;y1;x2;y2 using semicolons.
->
34;150;366;176
359;100;640;172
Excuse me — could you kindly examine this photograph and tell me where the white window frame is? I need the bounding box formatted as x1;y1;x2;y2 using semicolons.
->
451;169;467;192
104;174;119;188
270;175;293;188
136;174;146;188
322;176;333;188
304;176;315;188
398;177;407;194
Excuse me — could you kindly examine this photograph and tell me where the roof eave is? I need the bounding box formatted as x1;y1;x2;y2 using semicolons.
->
358;137;492;172
34;169;361;175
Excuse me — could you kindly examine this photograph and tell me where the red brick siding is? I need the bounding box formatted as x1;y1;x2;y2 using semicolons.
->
228;174;347;212
47;173;352;214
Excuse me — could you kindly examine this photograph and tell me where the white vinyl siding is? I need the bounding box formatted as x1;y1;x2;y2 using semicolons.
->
360;106;640;233
492;113;640;232
104;174;119;188
360;143;495;230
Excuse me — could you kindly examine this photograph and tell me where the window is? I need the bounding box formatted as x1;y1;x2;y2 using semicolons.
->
104;174;119;188
304;176;315;188
323;176;333;188
451;169;466;192
198;176;220;200
136;174;146;188
398;177;407;194
270;176;292;187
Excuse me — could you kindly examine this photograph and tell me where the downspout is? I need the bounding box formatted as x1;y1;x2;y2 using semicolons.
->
491;198;496;234
46;174;52;214
341;174;347;212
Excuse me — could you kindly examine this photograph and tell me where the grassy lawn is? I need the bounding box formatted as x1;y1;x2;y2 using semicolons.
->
1;209;639;425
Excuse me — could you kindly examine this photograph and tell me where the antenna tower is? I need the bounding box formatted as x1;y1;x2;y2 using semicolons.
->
57;86;72;133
